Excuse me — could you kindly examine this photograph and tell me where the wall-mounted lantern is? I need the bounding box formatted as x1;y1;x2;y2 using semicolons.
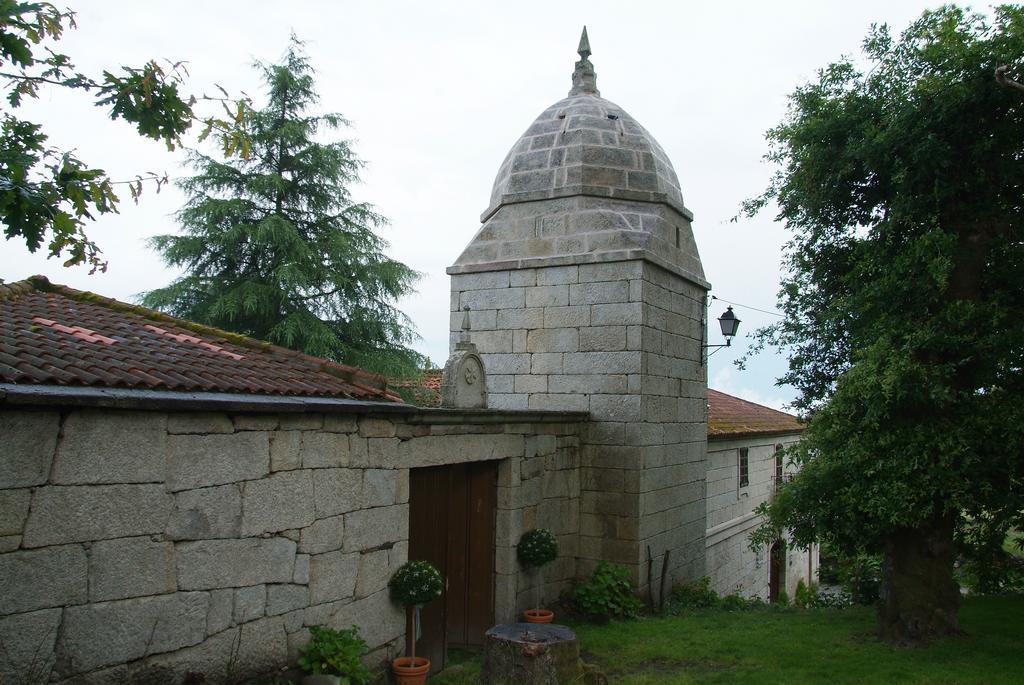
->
716;306;740;340
702;306;740;363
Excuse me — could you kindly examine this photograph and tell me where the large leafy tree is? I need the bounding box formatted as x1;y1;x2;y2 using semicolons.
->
0;1;248;272
745;6;1024;644
143;39;425;377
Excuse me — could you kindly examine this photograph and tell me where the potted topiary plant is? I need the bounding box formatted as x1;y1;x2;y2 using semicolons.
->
389;560;444;685
517;528;559;623
297;625;373;685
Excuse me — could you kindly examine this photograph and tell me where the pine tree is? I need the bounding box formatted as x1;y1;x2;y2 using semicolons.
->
144;38;425;377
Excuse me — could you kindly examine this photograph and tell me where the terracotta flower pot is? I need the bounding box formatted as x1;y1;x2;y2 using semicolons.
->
523;608;555;623
392;656;430;685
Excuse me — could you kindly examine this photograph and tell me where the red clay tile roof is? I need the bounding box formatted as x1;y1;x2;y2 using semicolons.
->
423;369;442;393
393;369;442;407
708;389;802;438
0;276;401;403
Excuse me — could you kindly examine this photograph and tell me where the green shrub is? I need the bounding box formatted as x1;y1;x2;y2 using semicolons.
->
517;528;559;569
957;554;1024;595
840;554;881;605
664;578;770;614
666;577;720;611
794;579;817;608
790;578;855;609
720;592;762;611
665;576;855;613
572;562;643;620
389;560;443;608
297;626;373;683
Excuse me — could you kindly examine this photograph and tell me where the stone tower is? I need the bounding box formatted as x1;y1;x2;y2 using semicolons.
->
448;29;709;591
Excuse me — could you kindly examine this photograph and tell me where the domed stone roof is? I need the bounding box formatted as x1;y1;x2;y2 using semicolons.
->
451;28;704;287
483;29;688;221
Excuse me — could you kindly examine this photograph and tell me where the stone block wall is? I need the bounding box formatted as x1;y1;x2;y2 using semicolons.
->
450;258;707;595
633;262;708;589
494;428;581;618
705;433;815;599
0;406;582;683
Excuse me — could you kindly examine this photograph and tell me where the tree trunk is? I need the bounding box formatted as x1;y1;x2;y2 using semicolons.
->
877;517;961;645
481;623;585;685
405;605;415;658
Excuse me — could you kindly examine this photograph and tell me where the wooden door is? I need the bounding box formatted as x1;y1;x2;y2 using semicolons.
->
408;465;450;668
409;461;498;669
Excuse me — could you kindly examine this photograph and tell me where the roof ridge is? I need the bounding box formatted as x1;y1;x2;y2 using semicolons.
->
0;277;38;302
16;275;398;400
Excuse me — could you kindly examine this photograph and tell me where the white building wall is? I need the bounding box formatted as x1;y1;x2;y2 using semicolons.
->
705;433;817;600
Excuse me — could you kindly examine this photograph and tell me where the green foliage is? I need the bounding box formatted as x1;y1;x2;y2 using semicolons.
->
0;1;249;271
662;577;772;615
572;562;643;621
957;519;1024;594
783;546;879;606
957;555;1024;596
787;574;855;609
817;540;843;585
389;560;443;608
665;577;720;611
1006;529;1024;558
794;579;811;608
742;6;1024;629
143;37;425;376
720;592;767;611
297;626;373;683
517;528;559;569
838;553;881;606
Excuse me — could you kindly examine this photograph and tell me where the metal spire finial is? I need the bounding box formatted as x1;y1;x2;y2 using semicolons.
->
569;26;599;97
577;26;591;60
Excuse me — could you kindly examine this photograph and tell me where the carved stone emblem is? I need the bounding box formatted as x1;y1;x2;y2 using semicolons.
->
440;307;488;409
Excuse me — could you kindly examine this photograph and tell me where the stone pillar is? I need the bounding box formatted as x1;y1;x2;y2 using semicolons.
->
450;251;707;596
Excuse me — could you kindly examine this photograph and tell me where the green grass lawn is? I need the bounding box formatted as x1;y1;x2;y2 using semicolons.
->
429;595;1024;685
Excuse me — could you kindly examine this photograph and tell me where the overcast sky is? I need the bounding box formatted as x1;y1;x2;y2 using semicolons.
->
0;0;945;410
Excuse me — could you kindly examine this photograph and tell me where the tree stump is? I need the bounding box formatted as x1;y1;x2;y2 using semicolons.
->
481;623;583;685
